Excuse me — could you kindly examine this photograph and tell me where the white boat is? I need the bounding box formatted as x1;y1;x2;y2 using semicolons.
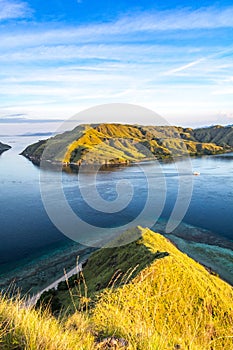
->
193;171;200;176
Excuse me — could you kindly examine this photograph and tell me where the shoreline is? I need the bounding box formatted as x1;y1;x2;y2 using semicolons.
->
27;261;84;307
0;243;95;297
27;226;233;308
22;149;233;170
166;235;233;286
1;221;233;299
153;221;233;286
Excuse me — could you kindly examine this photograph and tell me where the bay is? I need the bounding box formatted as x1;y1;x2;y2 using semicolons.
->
0;136;232;294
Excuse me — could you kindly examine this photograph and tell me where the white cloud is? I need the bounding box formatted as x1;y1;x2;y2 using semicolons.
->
164;58;206;75
1;6;233;49
0;43;187;65
0;0;31;21
121;7;233;31
212;88;233;95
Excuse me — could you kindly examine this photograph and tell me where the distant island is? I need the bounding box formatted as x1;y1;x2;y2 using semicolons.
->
0;141;11;155
21;123;233;166
18;132;54;137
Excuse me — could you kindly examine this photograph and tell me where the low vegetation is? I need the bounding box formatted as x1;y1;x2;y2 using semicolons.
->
0;295;94;349
37;227;169;315
1;227;233;349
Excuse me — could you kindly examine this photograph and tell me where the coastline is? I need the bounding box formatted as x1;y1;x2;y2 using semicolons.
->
27;262;84;307
154;220;233;286
22;149;233;170
0;243;95;297
165;235;233;286
1;221;233;299
27;223;233;309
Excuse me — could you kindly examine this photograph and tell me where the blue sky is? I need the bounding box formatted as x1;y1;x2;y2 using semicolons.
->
1;0;233;133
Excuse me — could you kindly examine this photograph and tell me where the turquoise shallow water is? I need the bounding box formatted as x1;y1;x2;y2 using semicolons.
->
0;136;233;293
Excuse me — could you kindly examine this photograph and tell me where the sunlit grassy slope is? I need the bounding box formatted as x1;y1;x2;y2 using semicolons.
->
92;227;233;349
0;295;94;350
1;227;233;349
21;124;232;165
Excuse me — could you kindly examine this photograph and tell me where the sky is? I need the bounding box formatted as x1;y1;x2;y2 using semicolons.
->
1;0;233;134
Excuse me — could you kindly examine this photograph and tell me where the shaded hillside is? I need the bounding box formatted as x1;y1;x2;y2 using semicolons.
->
0;141;11;155
37;227;169;314
21;124;231;166
1;227;233;349
191;125;233;147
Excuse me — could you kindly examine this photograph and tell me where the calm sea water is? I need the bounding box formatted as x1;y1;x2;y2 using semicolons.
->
0;137;72;269
0;136;233;291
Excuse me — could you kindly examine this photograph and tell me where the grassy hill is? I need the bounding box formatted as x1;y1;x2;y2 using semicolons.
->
191;125;233;147
0;141;11;155
1;227;233;349
21;124;232;166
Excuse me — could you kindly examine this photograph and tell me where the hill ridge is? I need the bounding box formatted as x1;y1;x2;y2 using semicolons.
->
1;227;233;349
21;124;233;166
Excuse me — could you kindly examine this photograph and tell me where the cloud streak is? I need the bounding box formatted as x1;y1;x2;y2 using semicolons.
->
0;0;31;21
2;6;233;49
124;7;233;31
0;115;64;123
164;58;206;75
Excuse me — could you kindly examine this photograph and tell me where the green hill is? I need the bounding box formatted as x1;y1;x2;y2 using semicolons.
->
0;141;11;155
2;227;232;349
21;124;232;166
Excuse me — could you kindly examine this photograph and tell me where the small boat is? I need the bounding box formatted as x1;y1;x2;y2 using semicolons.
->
193;171;200;176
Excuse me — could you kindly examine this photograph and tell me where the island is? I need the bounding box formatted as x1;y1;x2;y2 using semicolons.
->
0;141;11;155
21;123;233;167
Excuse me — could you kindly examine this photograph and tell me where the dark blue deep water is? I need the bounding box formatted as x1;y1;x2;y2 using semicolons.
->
0;136;233;291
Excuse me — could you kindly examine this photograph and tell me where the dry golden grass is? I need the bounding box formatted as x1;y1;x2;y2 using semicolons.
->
1;227;233;349
0;294;95;349
92;228;233;349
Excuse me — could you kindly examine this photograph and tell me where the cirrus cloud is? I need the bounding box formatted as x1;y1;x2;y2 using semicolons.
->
0;0;31;21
